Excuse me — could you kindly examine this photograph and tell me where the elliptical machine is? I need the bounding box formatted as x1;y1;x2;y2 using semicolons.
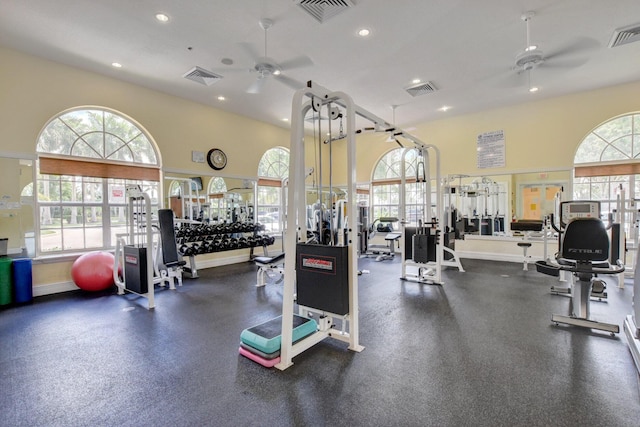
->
536;201;624;335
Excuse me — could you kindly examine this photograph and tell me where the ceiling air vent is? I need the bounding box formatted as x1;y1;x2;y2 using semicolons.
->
183;66;223;86
295;0;355;23
405;81;438;97
609;23;640;48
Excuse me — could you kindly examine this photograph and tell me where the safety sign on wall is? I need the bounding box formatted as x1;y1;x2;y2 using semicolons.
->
477;129;505;169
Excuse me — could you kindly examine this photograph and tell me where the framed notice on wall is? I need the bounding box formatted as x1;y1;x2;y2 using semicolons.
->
477;130;505;169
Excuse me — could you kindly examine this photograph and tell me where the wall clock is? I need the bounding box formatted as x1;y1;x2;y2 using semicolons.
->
206;148;227;170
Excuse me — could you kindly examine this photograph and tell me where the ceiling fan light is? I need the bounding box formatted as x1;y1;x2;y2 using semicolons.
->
529;86;539;93
525;45;538;51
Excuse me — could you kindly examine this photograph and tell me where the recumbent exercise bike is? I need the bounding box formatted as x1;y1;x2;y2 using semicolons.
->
535;200;624;335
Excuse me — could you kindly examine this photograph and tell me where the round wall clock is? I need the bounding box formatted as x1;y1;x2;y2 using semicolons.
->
206;148;227;170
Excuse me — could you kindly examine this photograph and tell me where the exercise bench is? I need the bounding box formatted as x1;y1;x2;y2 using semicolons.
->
158;209;187;289
255;253;285;287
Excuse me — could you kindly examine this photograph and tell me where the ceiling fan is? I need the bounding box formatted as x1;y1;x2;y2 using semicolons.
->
513;11;546;91
245;18;313;94
510;11;595;91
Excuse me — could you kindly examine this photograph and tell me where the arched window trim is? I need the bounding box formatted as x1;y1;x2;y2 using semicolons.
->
371;147;426;225
258;146;290;181
574;112;640;175
207;176;227;195
37;106;161;174
572;112;640;249
371;147;420;183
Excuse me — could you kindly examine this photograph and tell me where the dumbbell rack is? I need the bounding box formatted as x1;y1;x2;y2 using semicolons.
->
175;222;275;278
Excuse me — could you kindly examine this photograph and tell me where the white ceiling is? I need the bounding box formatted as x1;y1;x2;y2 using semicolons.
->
1;0;640;130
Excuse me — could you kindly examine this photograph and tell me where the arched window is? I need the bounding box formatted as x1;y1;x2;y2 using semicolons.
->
372;148;426;225
206;177;228;223
36;107;160;254
257;147;289;232
573;112;640;242
207;176;227;194
167;181;182;197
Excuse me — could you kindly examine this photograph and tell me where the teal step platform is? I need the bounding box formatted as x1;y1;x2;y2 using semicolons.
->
240;315;317;355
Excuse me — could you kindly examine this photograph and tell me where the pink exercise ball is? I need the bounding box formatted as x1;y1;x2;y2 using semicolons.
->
71;251;115;292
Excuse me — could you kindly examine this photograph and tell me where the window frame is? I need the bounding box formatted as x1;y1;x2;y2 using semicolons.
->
35;107;160;256
257;147;289;233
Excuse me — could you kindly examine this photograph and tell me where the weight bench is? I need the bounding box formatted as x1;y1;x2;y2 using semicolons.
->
367;231;401;261
255;253;285;287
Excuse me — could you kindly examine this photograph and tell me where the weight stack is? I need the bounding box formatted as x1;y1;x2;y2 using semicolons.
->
12;258;33;304
0;257;13;306
124;245;149;294
296;244;349;315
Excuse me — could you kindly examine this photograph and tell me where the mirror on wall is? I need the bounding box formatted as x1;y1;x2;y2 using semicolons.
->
0;157;34;257
163;174;255;223
445;170;570;237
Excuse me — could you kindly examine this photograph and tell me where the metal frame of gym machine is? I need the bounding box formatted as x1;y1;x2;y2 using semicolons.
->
278;82;433;370
624;246;640;376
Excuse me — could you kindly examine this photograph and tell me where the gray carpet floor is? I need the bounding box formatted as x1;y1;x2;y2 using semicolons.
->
1;257;639;426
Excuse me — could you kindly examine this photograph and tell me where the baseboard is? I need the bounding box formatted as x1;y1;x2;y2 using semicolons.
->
31;254;255;297
456;251;542;264
191;253;252;270
33;281;78;297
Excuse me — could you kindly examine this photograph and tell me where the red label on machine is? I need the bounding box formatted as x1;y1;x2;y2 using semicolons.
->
302;257;333;270
299;254;336;275
125;255;138;265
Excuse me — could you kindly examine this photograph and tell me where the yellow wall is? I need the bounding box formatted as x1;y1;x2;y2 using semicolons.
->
0;46;291;175
2;44;639;291
344;81;640;182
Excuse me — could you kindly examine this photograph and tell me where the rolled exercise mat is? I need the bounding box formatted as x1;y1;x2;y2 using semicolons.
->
12;258;33;304
0;257;13;306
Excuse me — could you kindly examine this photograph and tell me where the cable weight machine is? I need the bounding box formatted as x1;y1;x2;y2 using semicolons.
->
398;146;464;285
112;186;182;309
113;186;156;309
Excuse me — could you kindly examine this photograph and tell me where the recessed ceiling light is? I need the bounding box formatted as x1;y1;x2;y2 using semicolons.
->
221;58;234;66
412;78;421;84
529;86;539;93
217;96;226;101
282;118;289;122
357;28;370;37
155;13;169;23
439;106;451;112
111;62;122;68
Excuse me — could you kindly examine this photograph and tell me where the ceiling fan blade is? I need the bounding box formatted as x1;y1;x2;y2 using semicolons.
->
541;57;588;69
494;70;527;88
274;74;305;90
544;37;599;61
247;77;267;94
278;55;313;71
238;42;262;62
